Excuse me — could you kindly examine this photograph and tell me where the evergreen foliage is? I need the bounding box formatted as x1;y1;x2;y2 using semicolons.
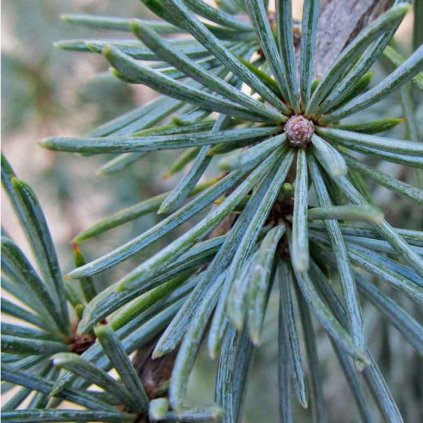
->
2;0;423;422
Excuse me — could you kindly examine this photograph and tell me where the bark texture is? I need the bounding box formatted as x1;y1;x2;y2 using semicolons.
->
313;0;394;78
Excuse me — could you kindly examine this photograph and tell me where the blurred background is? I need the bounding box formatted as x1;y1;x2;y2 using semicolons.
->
1;1;421;422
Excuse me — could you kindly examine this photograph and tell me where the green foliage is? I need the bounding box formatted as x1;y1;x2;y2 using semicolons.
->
2;0;423;422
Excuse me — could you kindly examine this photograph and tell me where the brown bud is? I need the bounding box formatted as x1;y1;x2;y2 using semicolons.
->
284;115;314;148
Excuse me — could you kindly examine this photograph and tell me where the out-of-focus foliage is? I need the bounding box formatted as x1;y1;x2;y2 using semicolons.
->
1;0;143;133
